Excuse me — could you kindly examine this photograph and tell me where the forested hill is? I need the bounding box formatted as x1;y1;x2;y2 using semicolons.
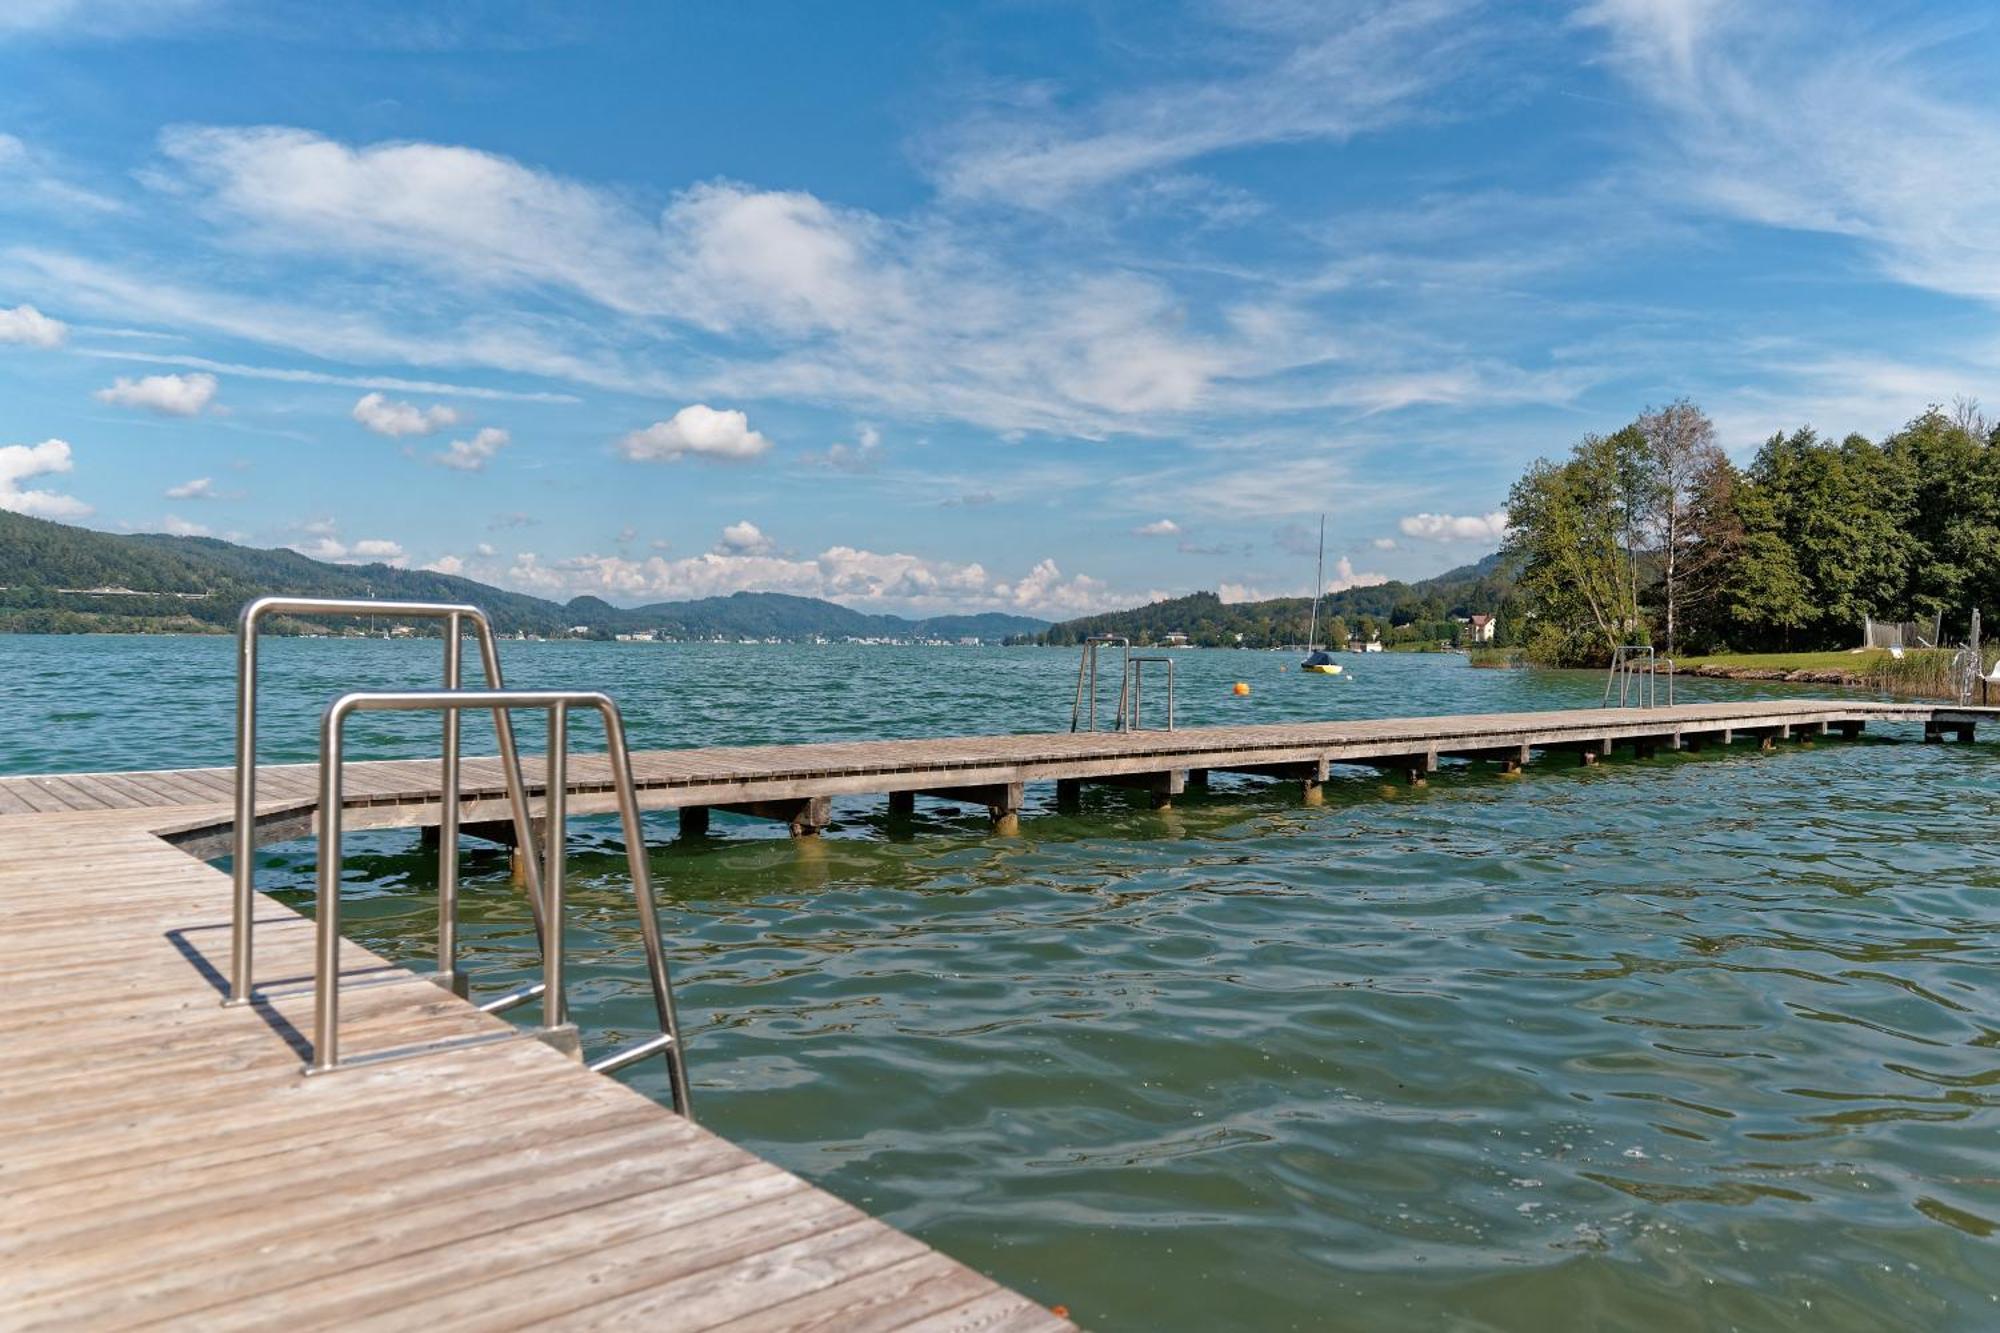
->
0;511;1048;641
1025;552;1513;648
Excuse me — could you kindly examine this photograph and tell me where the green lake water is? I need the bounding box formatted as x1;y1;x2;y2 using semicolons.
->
4;636;1996;1330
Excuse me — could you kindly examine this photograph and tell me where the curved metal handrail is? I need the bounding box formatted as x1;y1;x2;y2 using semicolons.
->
229;596;544;1007
1071;635;1132;732
309;687;693;1118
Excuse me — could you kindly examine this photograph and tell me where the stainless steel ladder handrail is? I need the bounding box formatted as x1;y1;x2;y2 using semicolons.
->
1125;655;1176;731
1071;636;1132;732
1603;645;1673;708
309;687;693;1118
230;596;545;1007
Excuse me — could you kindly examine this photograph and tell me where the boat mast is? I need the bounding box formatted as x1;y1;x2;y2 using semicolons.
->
1307;513;1325;651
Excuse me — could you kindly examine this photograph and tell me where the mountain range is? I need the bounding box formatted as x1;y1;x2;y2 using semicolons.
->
0;510;1048;641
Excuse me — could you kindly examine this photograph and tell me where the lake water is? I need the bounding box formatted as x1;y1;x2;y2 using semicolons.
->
5;636;1996;1330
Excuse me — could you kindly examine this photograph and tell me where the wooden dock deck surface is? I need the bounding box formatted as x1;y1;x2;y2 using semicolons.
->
1;699;1984;850
0;807;1072;1330
1;698;1986;1328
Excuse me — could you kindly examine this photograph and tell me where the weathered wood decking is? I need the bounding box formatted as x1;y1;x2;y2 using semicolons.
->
0;805;1073;1330
0;698;1986;1329
1;698;1983;849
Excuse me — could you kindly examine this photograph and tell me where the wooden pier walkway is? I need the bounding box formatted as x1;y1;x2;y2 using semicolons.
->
0;697;1986;1329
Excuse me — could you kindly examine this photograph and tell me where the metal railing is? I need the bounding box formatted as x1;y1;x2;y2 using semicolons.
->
1069;637;1177;731
230;597;545;1008
1071;636;1131;732
1603;645;1674;708
308;688;693;1118
1126;655;1177;731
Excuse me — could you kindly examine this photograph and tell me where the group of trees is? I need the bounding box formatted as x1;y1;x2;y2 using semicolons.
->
1029;556;1513;649
1504;399;2000;665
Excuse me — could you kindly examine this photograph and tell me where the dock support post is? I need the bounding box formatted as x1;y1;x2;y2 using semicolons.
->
511;822;543;887
1187;768;1209;791
1205;759;1327;801
679;805;711;838
1445;743;1529;773
461;817;538;886
1074;771;1187;809
903;782;1025;832
1369;751;1436;786
705;797;832;836
1838;720;1864;740
1055;779;1082;812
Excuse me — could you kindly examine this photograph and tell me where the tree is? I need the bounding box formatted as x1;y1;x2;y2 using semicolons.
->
1720;478;1811;647
1637;399;1726;655
1504;438;1642;665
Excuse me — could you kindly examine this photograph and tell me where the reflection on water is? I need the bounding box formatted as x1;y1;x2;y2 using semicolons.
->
5;638;1996;1330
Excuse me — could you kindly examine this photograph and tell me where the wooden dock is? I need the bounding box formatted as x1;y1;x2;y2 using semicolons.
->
0;697;1986;1329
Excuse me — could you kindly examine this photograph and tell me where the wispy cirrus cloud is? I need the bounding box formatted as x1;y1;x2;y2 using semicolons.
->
1581;0;2000;307
0;0;215;39
925;0;1490;209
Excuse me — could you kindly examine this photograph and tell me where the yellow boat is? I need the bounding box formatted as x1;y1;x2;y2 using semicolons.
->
1301;650;1343;675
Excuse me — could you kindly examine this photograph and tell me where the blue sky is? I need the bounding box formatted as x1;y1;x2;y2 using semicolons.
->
3;0;1998;617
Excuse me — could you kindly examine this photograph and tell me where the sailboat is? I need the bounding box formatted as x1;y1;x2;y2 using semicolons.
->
1301;515;1343;675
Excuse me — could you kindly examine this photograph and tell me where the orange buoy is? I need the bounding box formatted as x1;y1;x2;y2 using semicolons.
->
1233;681;1251;696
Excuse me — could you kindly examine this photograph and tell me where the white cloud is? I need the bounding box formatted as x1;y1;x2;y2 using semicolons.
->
435;426;508;471
619;405;770;463
159;514;210;537
165;476;216;499
93;371;217;415
423;554;465;575
806;423;882;471
1218;582;1273;605
0;303;65;347
352;391;460;437
1370;536;1398;550
1134;518;1181;537
0;438;90;518
288;522;408;566
994;558;1112;617
1323;556;1388;593
503;543;1122;617
716;520;772;554
1397;510;1509;543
